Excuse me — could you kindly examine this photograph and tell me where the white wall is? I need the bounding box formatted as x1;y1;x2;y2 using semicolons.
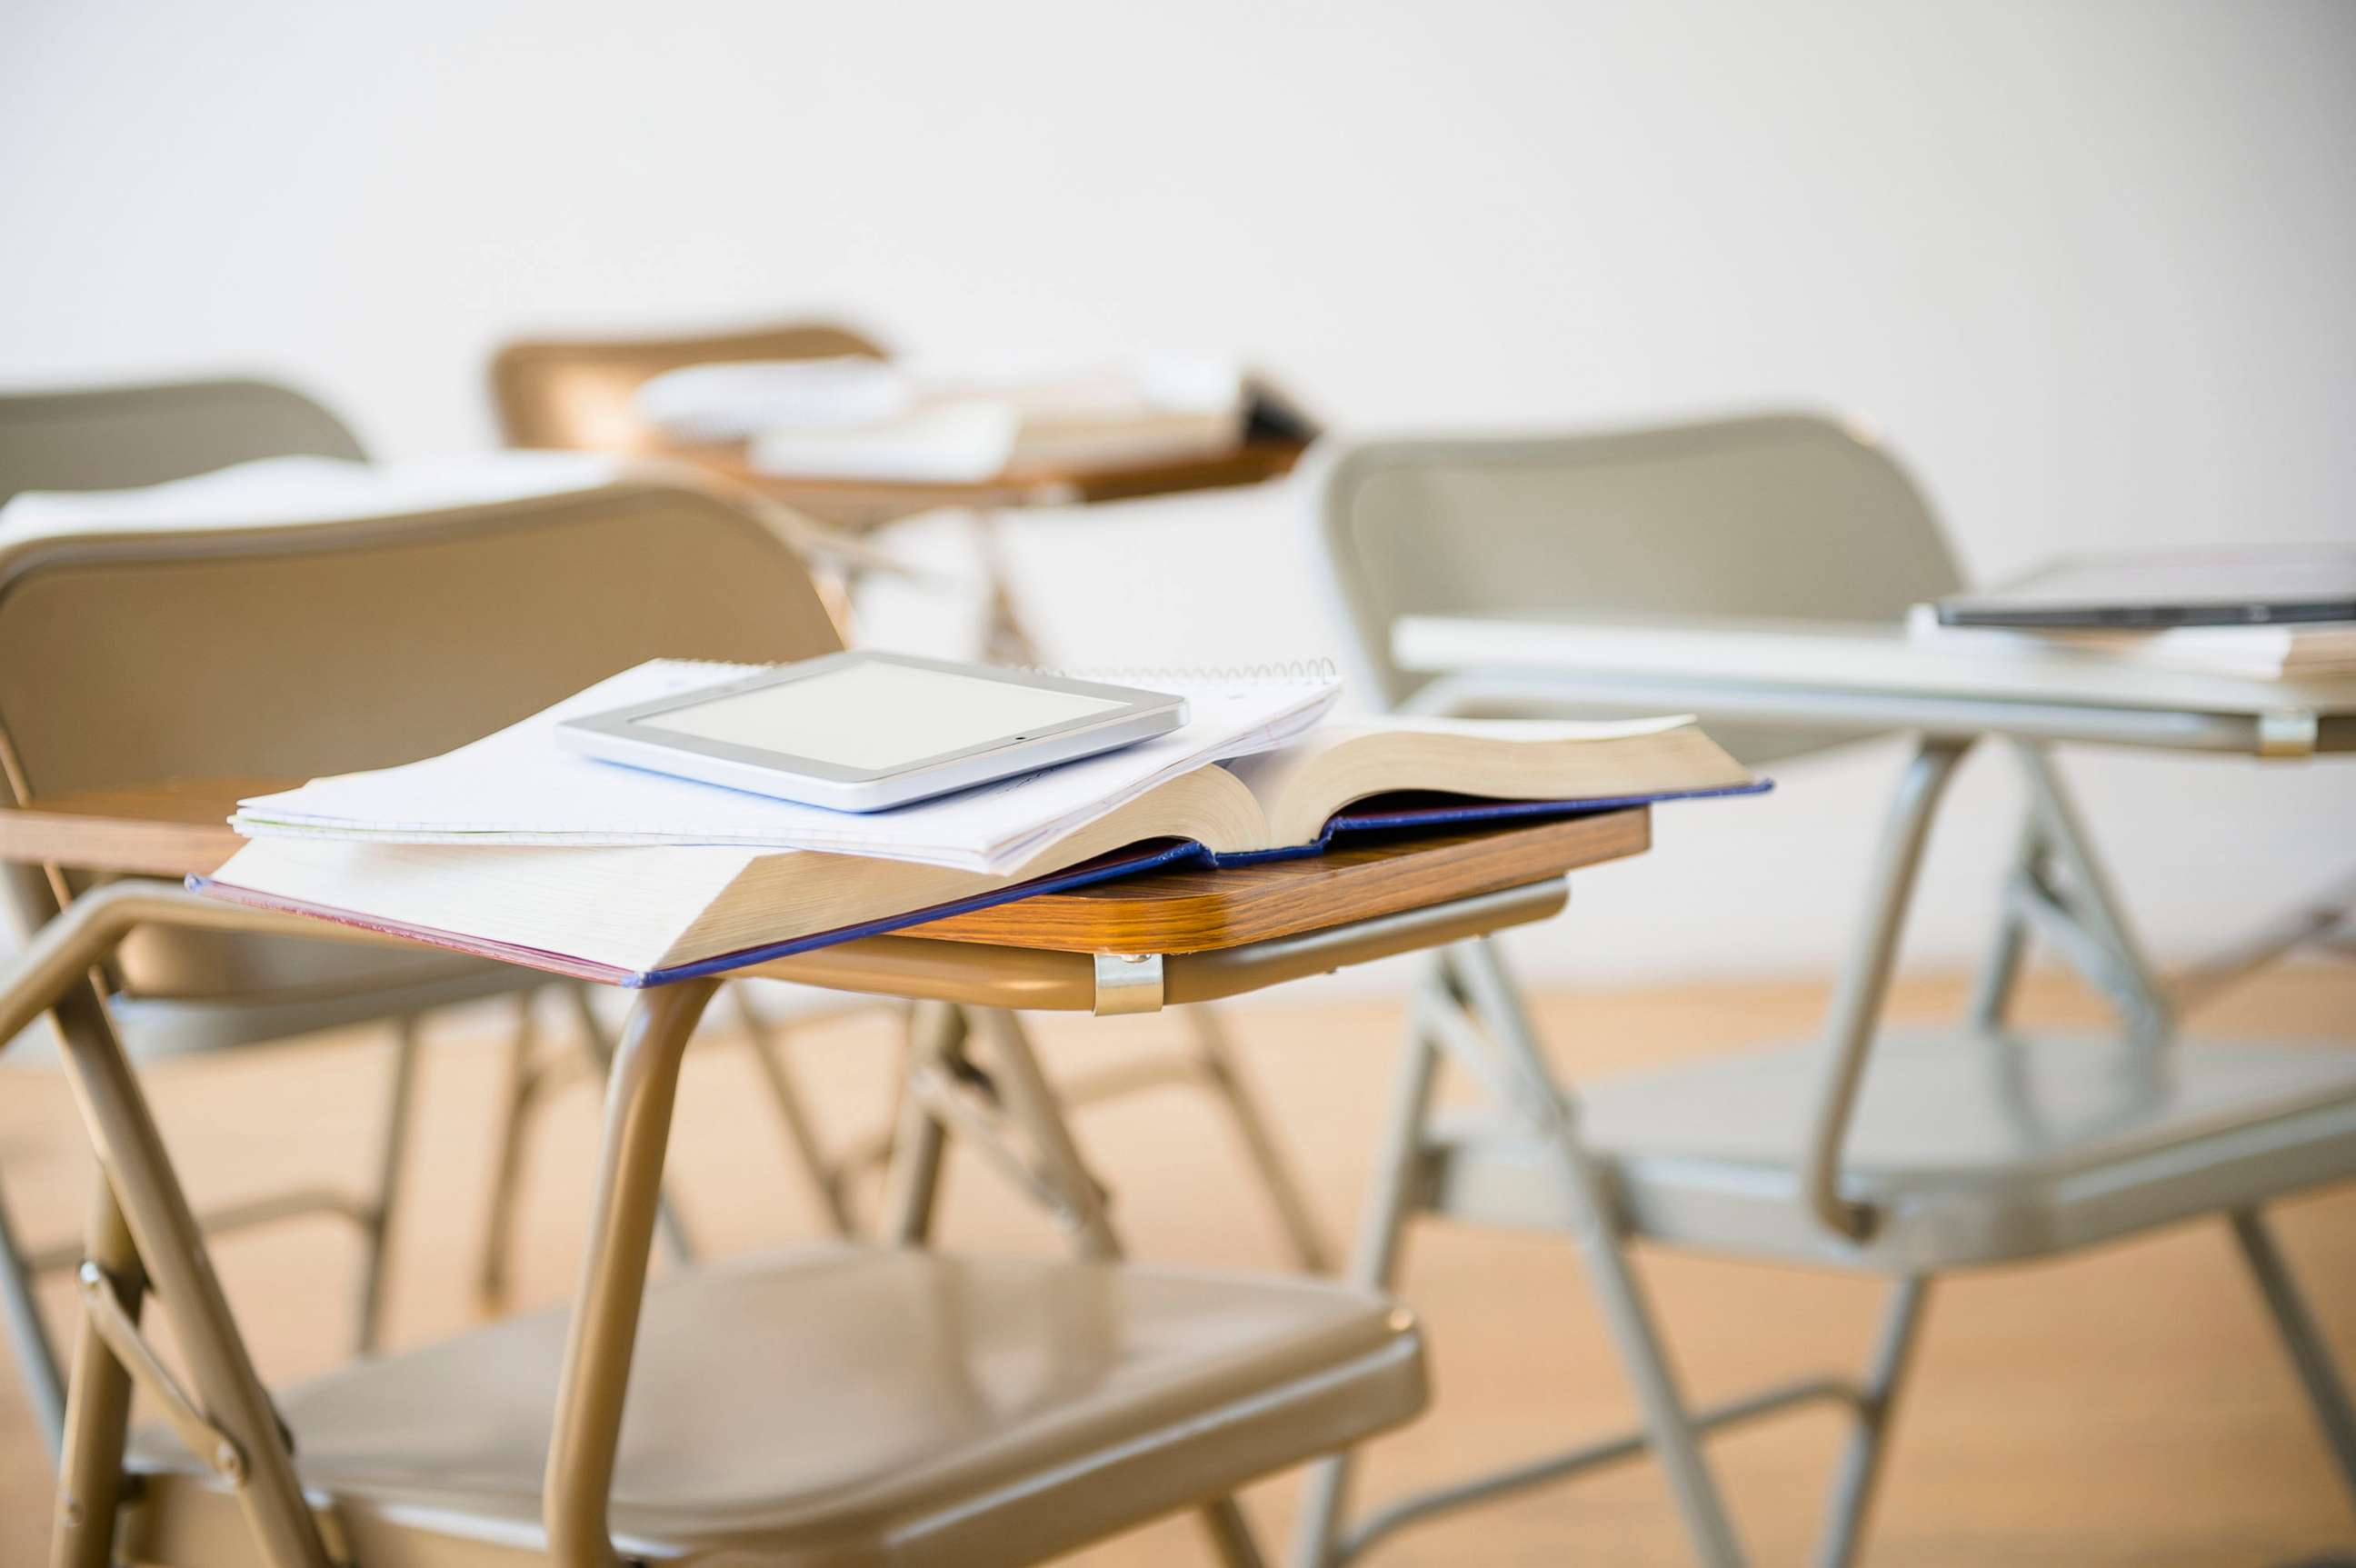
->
5;0;2351;984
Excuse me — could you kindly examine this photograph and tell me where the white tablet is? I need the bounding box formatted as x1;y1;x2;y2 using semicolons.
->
554;652;1189;813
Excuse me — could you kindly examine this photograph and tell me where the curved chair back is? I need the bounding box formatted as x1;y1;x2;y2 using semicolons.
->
0;479;838;801
490;320;888;453
0;379;364;504
1305;412;1967;764
0;480;841;994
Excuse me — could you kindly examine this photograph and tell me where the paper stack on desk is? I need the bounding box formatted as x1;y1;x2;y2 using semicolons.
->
634;357;1310;483
205;660;1762;985
0;453;625;537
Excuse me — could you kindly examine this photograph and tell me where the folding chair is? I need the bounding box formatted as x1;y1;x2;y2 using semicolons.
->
489;320;1333;1274
0;432;864;1461
491;319;890;457
0;378;545;1456
1;462;1513;1559
1291;414;2356;1564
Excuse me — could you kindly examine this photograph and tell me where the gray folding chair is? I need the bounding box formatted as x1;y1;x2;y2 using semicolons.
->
1292;414;2356;1564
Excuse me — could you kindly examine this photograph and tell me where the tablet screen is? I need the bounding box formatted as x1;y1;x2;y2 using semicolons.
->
638;660;1127;771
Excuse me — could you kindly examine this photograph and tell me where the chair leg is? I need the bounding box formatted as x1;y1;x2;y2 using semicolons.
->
969;507;1043;666
1967;815;2044;1033
880;1003;962;1246
567;984;697;1266
1813;1276;1932;1568
973;1009;1275;1564
971;1009;1122;1262
45;969;327;1568
1198;1494;1271;1568
353;1015;424;1355
727;984;857;1236
0;1157;65;1464
1183;1005;1333;1273
52;1179;144;1568
1450;938;1749;1568
474;992;542;1312
1291;1021;1444;1567
2230;1208;2356;1509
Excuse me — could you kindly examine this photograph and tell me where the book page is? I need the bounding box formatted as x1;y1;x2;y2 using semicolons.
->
1223;714;1748;846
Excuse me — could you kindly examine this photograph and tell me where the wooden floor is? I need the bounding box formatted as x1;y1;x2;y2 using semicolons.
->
1;966;2351;1565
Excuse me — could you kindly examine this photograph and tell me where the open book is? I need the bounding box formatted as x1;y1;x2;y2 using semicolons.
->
205;686;1761;984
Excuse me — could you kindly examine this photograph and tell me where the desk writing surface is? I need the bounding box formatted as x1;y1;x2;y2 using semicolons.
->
1393;611;2356;718
662;437;1307;526
0;779;271;879
0;780;1646;958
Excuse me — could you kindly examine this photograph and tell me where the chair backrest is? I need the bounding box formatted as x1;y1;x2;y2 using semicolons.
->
0;379;365;505
490;320;889;453
0;479;842;804
1305;412;1967;764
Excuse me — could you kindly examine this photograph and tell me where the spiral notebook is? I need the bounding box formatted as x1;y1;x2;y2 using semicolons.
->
202;661;1764;985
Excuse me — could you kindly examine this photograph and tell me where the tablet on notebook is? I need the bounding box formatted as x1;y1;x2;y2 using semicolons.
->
555;653;1189;812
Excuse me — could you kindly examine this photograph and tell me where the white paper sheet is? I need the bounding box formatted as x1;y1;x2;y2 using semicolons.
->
0;453;623;536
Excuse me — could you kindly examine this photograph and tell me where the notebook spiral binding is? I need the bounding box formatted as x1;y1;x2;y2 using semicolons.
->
1029;657;1342;685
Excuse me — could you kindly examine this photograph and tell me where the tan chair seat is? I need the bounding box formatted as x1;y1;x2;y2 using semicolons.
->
1421;1030;2356;1273
127;1245;1424;1565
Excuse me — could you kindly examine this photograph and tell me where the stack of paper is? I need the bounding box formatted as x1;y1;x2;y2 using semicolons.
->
632;358;1253;483
0;454;624;538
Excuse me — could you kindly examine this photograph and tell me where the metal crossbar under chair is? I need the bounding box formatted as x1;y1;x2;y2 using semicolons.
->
488;321;1333;1275
1292;415;2356;1565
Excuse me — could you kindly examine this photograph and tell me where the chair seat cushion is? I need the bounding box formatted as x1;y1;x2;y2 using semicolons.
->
128;1244;1423;1565
1421;1030;2356;1272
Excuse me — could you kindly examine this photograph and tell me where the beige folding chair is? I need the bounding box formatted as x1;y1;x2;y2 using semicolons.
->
491;319;891;457
0;378;566;1460
0;496;1433;1568
488;321;1334;1276
1292;414;2356;1564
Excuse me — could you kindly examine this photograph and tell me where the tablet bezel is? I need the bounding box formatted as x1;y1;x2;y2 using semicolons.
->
554;652;1189;804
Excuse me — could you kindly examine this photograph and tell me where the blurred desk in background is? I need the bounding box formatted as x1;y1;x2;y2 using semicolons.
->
660;434;1311;662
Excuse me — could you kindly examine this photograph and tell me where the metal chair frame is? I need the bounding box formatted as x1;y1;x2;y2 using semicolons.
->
11;874;1552;1567
1296;731;2356;1566
486;323;1331;1278
1290;417;2356;1564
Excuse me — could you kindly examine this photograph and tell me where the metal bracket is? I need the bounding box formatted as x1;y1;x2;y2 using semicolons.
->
1091;952;1164;1015
2258;708;2320;758
77;1263;247;1486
